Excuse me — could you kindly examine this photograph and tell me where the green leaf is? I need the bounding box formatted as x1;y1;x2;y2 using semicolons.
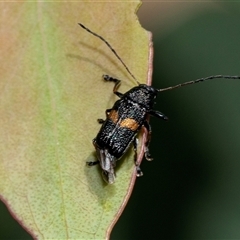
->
0;1;152;239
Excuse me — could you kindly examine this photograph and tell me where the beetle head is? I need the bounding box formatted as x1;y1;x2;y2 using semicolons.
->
127;84;158;109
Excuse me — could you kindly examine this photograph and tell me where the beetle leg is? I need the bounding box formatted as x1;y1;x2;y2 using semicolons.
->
86;160;99;166
97;109;112;124
143;121;153;161
103;74;124;98
145;110;168;159
133;136;143;177
97;119;105;124
149;109;168;121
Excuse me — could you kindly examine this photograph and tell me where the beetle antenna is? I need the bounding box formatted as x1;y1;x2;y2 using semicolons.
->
158;75;240;92
78;23;140;85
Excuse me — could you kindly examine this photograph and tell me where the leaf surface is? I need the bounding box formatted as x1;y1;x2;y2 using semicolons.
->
0;1;152;239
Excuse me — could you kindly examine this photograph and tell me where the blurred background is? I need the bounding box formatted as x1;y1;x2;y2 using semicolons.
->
1;2;240;239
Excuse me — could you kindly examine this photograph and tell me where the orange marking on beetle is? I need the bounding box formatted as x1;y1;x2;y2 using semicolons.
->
108;110;119;123
120;118;139;131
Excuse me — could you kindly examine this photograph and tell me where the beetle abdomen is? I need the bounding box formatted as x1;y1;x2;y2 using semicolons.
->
95;98;147;158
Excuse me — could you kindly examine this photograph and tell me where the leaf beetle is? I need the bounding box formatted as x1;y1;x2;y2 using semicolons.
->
79;23;240;184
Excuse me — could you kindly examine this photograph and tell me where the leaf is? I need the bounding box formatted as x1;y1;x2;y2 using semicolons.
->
0;1;152;239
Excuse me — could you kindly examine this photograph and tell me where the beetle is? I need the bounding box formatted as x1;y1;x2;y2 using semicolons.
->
78;23;240;184
91;74;168;183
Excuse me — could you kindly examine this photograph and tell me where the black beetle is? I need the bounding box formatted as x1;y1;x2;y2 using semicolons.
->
91;75;168;183
79;23;240;184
